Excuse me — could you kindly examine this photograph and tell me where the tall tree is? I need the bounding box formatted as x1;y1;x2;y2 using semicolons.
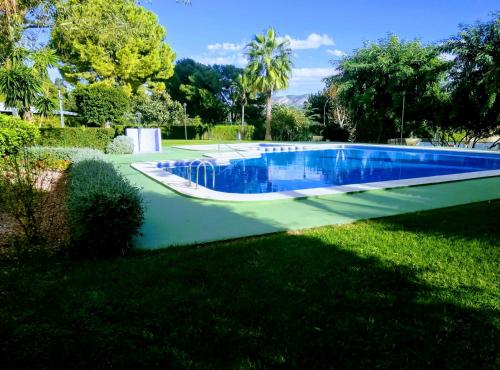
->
330;35;448;143
246;27;292;140
233;71;254;128
442;14;500;148
73;84;130;127
50;0;175;92
305;84;353;141
167;58;244;123
0;0;55;61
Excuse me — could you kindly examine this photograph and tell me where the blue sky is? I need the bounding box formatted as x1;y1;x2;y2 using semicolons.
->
143;0;498;95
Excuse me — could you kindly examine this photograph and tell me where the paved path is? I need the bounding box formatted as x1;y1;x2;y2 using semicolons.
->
110;148;500;249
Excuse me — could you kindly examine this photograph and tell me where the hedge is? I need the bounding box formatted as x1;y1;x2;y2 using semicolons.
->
27;147;106;163
38;127;115;150
209;125;255;140
165;125;208;140
73;84;130;126
67;159;143;257
0;115;40;156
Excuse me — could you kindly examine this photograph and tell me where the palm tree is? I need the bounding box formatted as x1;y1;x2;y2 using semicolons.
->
0;60;42;120
0;47;58;120
247;28;292;140
233;71;254;129
35;94;57;117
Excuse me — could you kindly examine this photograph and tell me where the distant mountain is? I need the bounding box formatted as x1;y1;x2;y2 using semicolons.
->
272;94;309;109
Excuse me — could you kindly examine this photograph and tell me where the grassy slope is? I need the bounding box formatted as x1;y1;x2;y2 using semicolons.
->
162;139;258;147
0;201;499;369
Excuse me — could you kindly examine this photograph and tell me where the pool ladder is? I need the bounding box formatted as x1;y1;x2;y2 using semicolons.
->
188;160;216;189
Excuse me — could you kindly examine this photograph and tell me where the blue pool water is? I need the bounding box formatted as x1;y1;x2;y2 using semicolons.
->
162;146;500;194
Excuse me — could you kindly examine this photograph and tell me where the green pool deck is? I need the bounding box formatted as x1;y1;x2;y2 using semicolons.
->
110;147;500;249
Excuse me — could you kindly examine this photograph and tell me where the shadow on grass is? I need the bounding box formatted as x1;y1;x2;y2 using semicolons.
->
293;188;500;244
0;202;498;369
373;199;500;243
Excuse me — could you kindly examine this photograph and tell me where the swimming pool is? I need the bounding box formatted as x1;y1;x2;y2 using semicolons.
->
132;144;500;201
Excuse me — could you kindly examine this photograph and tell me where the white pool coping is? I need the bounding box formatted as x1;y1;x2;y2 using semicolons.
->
132;143;500;202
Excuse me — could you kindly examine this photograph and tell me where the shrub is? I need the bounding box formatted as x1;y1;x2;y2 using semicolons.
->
67;159;143;257
0;115;40;156
0;150;63;248
106;135;135;154
27;147;105;169
73;84;130;126
32;116;61;128
209;125;255;140
38;127;115;150
166;126;201;140
271;105;312;141
132;92;184;127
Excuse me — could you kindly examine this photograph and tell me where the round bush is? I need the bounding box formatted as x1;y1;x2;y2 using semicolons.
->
67;159;144;257
0;115;40;156
106;135;135;154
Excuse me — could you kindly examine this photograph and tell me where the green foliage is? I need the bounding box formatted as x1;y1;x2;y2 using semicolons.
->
167;59;244;123
0;201;498;368
73;84;130;126
305;86;353;141
0;149;62;247
51;0;175;91
247;28;293;140
0;61;42;117
232;71;257;126
209;125;255;140
0;47;58;120
331;35;448;143
442;14;500;146
67;159;144;257
27;146;105;165
38;127;115;150
0;1;55;62
35;95;57;117
32;115;60;128
0;115;40;156
132;91;184;127
165;120;208;140
271;105;311;141
106;135;135;154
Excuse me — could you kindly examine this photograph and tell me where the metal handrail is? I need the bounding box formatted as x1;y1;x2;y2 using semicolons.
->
195;160;216;189
218;142;247;159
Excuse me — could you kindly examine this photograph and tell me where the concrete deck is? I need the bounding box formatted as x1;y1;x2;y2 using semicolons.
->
110;147;500;249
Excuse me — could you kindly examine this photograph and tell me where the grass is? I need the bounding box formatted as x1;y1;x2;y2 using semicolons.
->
0;201;499;369
162;139;258;147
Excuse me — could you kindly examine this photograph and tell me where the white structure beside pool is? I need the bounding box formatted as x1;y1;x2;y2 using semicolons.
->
126;128;162;153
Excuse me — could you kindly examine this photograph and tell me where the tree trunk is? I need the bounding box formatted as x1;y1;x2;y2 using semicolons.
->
22;110;33;122
241;102;245;128
265;91;273;141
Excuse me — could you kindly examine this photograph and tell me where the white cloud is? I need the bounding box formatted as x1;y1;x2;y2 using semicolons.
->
283;33;334;50
207;42;245;52
196;53;247;67
327;49;346;57
291;67;338;79
439;52;456;61
283;67;339;95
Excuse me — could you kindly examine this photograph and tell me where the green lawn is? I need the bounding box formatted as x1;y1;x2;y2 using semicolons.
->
162;139;258;147
1;201;499;369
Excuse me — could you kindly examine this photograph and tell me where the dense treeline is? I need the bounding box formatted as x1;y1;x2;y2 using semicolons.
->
0;1;498;145
311;14;499;147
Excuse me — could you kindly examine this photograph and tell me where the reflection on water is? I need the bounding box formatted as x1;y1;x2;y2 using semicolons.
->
170;147;500;194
